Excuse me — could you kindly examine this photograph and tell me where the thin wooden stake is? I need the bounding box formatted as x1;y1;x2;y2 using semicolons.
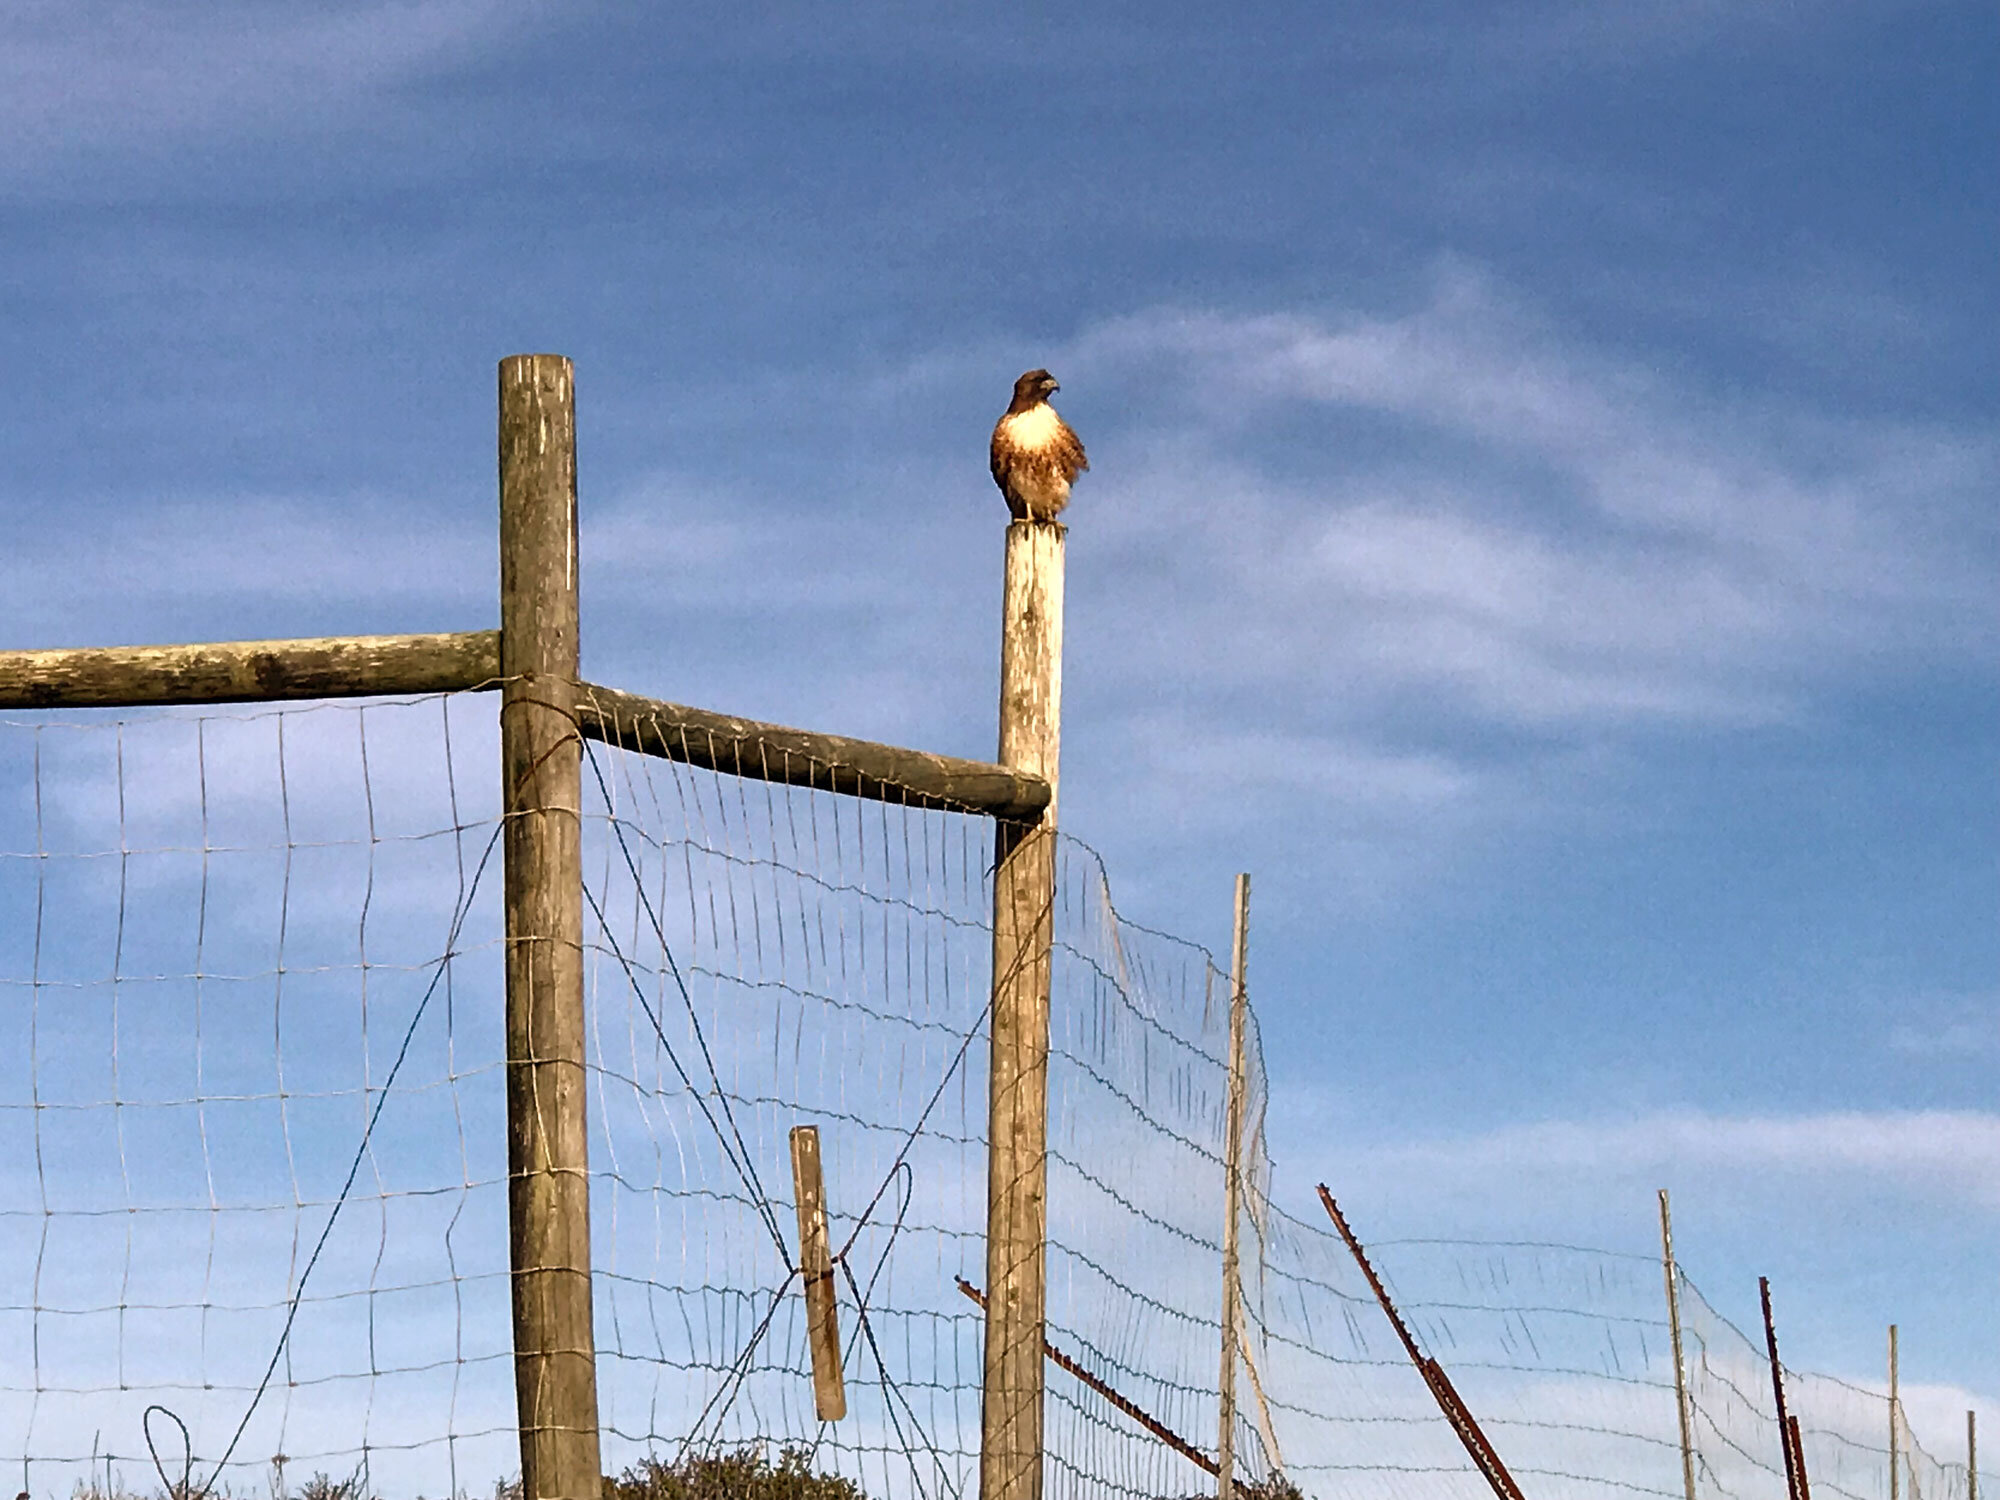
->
1890;1325;1901;1500
1968;1409;1978;1500
1238;1318;1287;1486
1217;874;1251;1500
789;1126;847;1420
1761;1278;1800;1500
982;519;1064;1500
499;353;601;1500
1659;1190;1699;1500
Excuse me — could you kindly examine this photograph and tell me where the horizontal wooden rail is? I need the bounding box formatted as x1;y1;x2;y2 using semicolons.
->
0;631;503;710
575;681;1050;821
0;633;1044;821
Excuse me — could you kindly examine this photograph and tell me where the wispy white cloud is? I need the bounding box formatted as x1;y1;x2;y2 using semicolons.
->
1062;268;1995;735
1888;996;2000;1060
1;0;527;170
19;266;1988;913
1401;0;1928;78
1334;1107;2000;1210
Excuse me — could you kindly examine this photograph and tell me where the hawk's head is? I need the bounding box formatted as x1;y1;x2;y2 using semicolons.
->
1011;369;1060;407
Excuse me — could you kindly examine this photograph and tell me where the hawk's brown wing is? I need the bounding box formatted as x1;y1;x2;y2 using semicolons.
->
1052;417;1088;481
990;421;1029;519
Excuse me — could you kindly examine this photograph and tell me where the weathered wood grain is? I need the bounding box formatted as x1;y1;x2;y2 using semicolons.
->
788;1125;847;1422
498;354;601;1500
0;631;500;710
982;518;1065;1500
574;682;1050;821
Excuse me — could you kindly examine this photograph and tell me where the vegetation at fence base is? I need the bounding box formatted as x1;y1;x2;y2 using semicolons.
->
66;1469;376;1500
1177;1479;1305;1500
58;1462;1302;1500
599;1447;866;1500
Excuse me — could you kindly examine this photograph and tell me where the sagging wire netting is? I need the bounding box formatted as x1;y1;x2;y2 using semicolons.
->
574;726;997;1500
1236;1210;1994;1500
572;724;1277;1500
7;697;1987;1500
1675;1275;1989;1500
1242;1210;1683;1499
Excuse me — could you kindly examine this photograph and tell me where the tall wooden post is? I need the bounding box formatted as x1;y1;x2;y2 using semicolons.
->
499;354;601;1500
982;519;1064;1500
1658;1190;1698;1500
1969;1410;1979;1500
1216;874;1251;1500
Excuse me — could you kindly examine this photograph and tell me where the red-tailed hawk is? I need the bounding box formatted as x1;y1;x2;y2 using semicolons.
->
990;368;1087;522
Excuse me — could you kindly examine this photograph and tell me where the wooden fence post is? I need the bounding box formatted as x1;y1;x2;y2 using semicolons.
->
981;518;1065;1500
1217;874;1250;1500
499;353;601;1500
790;1125;848;1421
1890;1325;1901;1500
1659;1189;1699;1500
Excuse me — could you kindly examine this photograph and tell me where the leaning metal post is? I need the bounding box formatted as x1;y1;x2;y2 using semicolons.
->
981;518;1065;1500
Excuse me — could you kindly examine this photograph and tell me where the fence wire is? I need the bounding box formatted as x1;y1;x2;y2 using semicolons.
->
1676;1276;1986;1500
2;695;512;1500
3;695;1986;1500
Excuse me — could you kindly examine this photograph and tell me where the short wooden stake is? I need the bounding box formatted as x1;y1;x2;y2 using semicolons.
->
1216;874;1250;1500
789;1125;847;1421
499;354;601;1500
1969;1409;1978;1500
981;519;1064;1500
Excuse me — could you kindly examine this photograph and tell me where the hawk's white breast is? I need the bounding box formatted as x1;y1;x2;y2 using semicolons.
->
1000;404;1063;449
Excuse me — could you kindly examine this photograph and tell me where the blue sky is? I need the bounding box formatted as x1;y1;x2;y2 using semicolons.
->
3;0;1995;1470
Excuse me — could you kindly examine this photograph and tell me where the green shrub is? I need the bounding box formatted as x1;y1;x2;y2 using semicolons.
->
601;1446;865;1500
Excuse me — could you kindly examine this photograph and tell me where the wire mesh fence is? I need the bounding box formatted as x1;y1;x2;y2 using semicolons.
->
1676;1276;1986;1500
575;712;1268;1500
3;694;1989;1500
2;694;512;1500
576;715;997;1500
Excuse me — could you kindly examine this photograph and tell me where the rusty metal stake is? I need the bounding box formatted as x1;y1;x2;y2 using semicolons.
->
1761;1276;1808;1500
1789;1416;1814;1500
1316;1185;1527;1500
956;1277;1217;1478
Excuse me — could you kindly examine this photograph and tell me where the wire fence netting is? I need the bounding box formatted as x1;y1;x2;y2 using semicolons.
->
2;696;514;1500
1675;1277;1983;1500
3;696;1989;1500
